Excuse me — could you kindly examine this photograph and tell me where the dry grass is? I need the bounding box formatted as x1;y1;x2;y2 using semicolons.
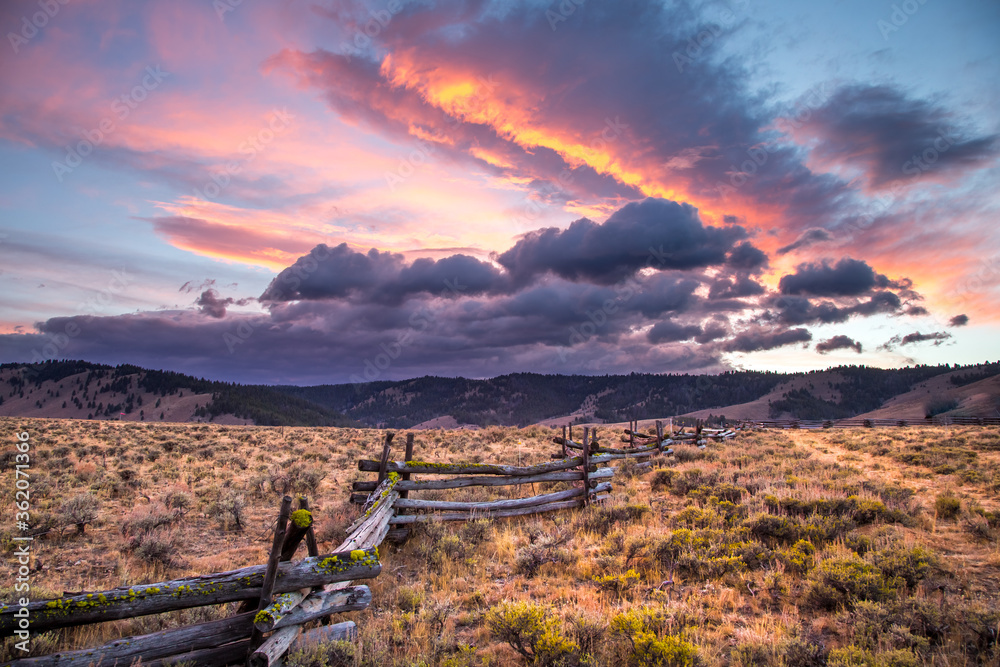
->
2;418;999;666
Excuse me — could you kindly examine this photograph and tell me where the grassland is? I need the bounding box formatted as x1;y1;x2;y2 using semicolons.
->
2;418;999;666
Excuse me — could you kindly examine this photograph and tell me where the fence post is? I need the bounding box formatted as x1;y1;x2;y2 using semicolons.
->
582;427;591;507
249;496;293;654
398;433;415;500
297;497;320;558
656;420;663;449
377;432;395;484
561;425;567;457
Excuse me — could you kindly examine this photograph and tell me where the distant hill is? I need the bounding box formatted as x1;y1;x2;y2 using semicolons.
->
0;361;357;427
681;363;1000;422
2;360;997;427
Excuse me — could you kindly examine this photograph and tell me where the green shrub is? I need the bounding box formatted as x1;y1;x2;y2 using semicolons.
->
611;607;698;667
807;556;900;610
827;646;918;667
870;545;934;588
460;519;492;545
934;493;961;520
592;569;641;598
485;601;579;667
579;504;650;535
651;469;679;492
397;586;424;613
780;539;816;575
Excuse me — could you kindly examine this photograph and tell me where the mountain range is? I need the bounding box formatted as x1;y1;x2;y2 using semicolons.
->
2;360;998;428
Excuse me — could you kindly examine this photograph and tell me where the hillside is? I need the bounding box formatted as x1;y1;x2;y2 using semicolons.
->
0;361;356;427
682;363;1000;422
2;360;998;427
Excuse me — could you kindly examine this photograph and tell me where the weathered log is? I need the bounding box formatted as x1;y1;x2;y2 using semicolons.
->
358;455;598;476
250;625;301;667
377;432;395;484
291;621;356;646
349;474;400;533
339;493;397;553
250;496;294;652
4;612;255;666
143;640;251;667
552;437;599;452
0;548;380;636
279;506;314;562
596;449;660;461
394;483;612;511
352;466;614;492
556;437;662;455
258;586;371;632
389;498;597;523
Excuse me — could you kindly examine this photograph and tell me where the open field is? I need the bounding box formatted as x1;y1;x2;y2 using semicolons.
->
2;418;1000;666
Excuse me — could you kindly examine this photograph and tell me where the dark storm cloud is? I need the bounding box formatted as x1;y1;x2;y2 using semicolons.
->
880;330;953;351
949;314;969;327
260;243;506;303
708;276;765;300
794;84;998;189
647;321;702;344
767;290;905;327
779;258;891;297
196;289;234;318
777;228;833;255
816;335;862;354
722;327;812;353
900;331;952;346
726;242;769;273
497;198;747;286
3;189;943;384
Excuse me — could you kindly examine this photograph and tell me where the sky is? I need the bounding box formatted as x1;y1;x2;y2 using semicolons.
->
0;0;997;385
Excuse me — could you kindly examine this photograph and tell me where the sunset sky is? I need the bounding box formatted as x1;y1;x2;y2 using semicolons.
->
0;0;997;384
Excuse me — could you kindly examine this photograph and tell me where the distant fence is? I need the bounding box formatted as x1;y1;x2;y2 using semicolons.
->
750;416;1000;429
350;421;737;540
1;495;384;667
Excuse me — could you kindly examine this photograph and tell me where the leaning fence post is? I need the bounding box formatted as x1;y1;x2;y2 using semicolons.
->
582;427;591;507
248;495;293;655
377;432;395;484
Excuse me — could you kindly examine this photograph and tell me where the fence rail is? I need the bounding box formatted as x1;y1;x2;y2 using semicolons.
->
4;493;383;667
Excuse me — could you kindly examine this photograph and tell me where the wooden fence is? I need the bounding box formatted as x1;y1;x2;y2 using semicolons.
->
1;491;389;667
350;423;693;538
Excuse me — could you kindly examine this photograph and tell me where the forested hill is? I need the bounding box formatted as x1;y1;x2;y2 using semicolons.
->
0;360;357;427
3;360;997;427
276;363;1000;427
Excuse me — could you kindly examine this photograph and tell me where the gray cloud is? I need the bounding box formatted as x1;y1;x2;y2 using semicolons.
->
816;335;862;354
